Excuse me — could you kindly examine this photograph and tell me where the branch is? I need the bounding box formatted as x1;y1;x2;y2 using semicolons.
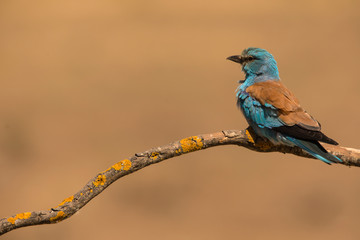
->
1;128;359;235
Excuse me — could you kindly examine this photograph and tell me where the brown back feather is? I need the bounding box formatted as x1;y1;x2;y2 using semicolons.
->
245;80;321;131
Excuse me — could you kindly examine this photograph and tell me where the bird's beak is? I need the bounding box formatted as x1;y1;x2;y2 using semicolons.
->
226;55;243;64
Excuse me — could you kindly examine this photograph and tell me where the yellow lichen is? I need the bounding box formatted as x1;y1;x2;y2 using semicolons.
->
50;211;66;222
57;195;74;207
112;159;132;171
150;152;159;160
101;159;132;173
102;167;112;173
7;212;32;224
93;174;107;187
179;136;204;153
245;129;255;144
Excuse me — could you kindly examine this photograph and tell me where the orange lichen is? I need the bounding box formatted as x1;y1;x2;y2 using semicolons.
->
101;159;132;173
93;174;107;187
112;159;132;171
102;167;112;173
50;211;66;222
7;212;31;224
179;136;204;153
57;195;74;207
245;129;255;144
150;152;160;160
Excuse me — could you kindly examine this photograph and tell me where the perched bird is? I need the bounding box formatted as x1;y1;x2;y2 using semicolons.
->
227;47;342;164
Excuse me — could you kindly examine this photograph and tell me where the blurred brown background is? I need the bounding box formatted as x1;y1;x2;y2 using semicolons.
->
1;0;360;239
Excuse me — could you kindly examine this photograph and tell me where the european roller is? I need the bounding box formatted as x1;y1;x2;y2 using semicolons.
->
227;47;342;164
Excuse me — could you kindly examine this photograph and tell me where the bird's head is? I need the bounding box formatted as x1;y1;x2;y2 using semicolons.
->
227;48;279;80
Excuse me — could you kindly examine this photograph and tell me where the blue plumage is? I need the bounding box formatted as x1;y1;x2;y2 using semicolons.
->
228;48;342;164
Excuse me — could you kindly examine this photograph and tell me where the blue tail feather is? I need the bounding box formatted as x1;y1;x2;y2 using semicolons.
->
285;136;342;165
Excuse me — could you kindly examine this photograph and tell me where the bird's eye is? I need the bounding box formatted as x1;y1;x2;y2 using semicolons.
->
247;56;254;61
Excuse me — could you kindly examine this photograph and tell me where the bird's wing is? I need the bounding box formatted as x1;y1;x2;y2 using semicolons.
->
244;80;338;145
238;92;284;129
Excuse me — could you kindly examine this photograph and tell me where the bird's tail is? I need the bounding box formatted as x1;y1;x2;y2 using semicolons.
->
285;136;342;165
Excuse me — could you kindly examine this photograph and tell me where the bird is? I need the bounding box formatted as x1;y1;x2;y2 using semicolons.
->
227;47;342;164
